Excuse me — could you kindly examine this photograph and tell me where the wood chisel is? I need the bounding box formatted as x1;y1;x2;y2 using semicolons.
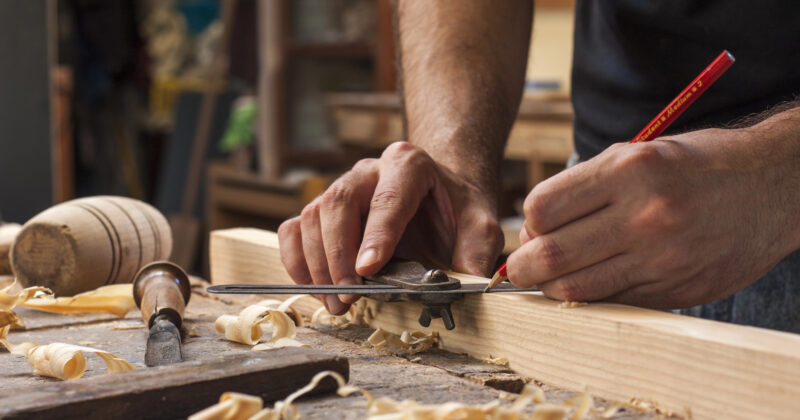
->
133;261;192;367
208;260;537;330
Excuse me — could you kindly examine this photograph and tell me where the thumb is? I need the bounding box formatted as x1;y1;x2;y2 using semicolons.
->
450;210;504;277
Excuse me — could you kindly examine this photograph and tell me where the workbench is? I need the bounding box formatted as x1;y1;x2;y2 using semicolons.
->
0;276;662;419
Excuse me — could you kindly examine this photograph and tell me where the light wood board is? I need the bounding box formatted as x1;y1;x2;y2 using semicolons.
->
210;228;800;420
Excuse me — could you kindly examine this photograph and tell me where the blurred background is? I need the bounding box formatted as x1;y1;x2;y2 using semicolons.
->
0;0;574;275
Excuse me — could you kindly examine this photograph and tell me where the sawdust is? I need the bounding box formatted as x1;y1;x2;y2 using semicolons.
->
109;324;145;330
558;301;588;309
189;370;636;420
367;328;438;355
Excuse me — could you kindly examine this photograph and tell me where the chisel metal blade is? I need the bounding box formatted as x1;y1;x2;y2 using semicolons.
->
145;315;183;367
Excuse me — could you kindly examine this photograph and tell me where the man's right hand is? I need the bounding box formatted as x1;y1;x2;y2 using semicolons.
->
278;142;504;315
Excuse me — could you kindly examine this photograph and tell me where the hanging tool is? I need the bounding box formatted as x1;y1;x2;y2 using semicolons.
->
133;261;192;367
207;260;536;330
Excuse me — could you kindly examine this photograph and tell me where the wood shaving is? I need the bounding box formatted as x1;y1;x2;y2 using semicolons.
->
77;340;96;345
0;280;52;329
0;309;24;329
310;299;368;329
109;324;145;330
254;294;307;327
367;328;438;355
484;355;509;366
189;392;264;420
627;398;673;417
251;337;309;351
0;326;134;380
0;280;52;310
214;305;299;348
191;370;608;420
557;301;588;309
21;284;136;317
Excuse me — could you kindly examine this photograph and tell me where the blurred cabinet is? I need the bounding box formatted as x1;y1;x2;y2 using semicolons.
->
257;0;395;177
327;93;574;190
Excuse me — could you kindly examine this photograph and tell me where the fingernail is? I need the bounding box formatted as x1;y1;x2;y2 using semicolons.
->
356;248;378;270
338;276;361;304
325;295;347;315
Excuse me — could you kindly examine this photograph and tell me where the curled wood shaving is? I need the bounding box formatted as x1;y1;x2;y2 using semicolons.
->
255;295;307;327
557;301;588;309
190;370;351;420
367;328;438;355
192;370;605;420
0;326;134;380
310;299;368;329
0;309;24;329
21;284;136;317
0;280;52;310
189;392;264;420
214;305;299;348
0;280;52;329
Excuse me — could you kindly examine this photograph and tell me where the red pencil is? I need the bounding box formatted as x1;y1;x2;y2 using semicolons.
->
485;50;735;291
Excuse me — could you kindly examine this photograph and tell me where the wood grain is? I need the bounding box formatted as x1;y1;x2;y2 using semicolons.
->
210;228;800;420
0;223;21;275
11;196;172;296
0;348;348;420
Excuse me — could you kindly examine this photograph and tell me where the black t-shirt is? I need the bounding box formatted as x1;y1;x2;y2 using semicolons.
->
571;1;800;159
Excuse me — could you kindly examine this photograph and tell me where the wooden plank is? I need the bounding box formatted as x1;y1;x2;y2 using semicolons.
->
0;348;348;420
210;228;800;420
1;273;658;419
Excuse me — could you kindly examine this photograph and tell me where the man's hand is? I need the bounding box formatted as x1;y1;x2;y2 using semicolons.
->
508;119;800;309
278;142;503;315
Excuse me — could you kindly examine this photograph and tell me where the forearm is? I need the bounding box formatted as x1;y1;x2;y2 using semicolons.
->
734;103;800;251
396;0;532;196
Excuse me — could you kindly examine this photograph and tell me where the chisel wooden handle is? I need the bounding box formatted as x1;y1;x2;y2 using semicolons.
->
0;223;21;275
133;261;191;328
11;196;172;296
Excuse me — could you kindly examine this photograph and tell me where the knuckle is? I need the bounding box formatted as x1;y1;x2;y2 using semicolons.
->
300;200;320;222
534;237;567;275
352;157;377;172
383;141;416;157
324;243;348;263
551;278;586;302
523;190;551;234
278;217;301;238
613;144;666;174
383;142;433;172
320;182;353;209
370;189;402;211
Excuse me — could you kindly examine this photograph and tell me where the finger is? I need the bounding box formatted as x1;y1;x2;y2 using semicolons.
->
523;146;622;236
357;143;436;275
507;206;625;287
300;198;349;315
277;217;312;285
519;225;533;246
537;253;635;302
450;208;503;277
319;160;378;304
